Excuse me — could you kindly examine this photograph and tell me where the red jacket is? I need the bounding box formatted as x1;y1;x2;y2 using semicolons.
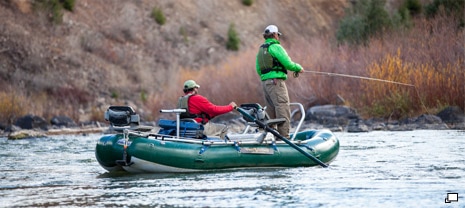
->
188;94;233;123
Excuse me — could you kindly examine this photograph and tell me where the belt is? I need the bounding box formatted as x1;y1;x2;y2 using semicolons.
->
263;78;283;85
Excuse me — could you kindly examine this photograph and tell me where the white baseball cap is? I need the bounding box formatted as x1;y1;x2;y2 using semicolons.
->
263;25;282;36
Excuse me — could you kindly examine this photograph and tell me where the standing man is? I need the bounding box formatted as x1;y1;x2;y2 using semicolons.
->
178;80;237;139
255;25;304;138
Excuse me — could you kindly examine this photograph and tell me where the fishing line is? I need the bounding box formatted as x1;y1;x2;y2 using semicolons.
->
302;70;414;86
300;70;430;114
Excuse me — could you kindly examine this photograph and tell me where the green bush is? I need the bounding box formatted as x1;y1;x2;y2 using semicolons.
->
61;0;75;12
401;0;422;16
242;0;253;6
336;14;367;45
151;7;166;25
394;8;409;29
336;0;393;45
50;0;63;24
111;91;119;99
226;23;240;51
395;0;421;28
424;0;464;27
425;0;464;17
365;91;413;119
179;26;189;44
140;90;147;103
35;0;75;24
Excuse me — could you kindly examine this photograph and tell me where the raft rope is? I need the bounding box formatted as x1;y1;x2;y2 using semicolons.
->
199;144;210;154
121;129;132;166
300;70;430;115
271;141;278;152
233;141;241;152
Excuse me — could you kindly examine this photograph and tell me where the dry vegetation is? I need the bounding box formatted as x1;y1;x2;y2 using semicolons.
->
172;10;464;121
0;0;463;126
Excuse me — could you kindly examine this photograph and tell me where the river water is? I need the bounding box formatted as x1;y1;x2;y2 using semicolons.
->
0;130;464;208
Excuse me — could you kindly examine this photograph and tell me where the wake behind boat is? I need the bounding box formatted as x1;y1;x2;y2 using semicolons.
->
95;103;339;173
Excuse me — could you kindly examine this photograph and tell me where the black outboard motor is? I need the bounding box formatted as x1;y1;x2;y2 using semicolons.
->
104;106;141;132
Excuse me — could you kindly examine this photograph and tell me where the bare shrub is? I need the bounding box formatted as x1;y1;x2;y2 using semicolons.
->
282;12;463;119
145;47;260;121
0;90;27;125
145;10;463;122
180;48;261;106
89;107;106;123
345;13;463;118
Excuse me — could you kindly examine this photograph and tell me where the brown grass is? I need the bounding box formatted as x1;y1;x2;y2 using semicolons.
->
0;86;93;125
146;12;464;120
0;90;27;125
0;11;462;124
142;48;262;120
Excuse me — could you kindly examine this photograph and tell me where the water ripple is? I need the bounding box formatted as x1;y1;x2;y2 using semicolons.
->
1;130;464;207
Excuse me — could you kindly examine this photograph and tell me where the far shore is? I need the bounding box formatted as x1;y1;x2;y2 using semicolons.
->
3;118;464;140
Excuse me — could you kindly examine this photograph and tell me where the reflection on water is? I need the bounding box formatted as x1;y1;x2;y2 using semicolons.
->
0;130;464;207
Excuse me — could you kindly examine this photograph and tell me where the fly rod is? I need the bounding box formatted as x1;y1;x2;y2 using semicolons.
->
299;70;414;87
296;70;429;114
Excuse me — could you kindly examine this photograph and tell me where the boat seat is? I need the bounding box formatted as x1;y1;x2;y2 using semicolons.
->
158;119;205;139
240;103;286;127
247;118;286;128
180;118;198;123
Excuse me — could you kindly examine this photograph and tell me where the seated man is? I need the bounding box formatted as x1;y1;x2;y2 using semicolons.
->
177;80;237;138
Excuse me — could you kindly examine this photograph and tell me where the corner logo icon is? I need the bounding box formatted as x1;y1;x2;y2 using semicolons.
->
445;193;458;203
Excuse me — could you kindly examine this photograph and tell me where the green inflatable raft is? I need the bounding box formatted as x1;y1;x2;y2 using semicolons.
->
95;103;340;173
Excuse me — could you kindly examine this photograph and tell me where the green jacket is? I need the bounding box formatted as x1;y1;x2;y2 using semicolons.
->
255;38;302;81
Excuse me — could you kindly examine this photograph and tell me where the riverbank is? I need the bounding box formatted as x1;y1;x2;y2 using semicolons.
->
3;104;464;140
5;126;108;140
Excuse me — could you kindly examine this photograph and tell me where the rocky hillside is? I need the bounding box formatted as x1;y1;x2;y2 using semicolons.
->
0;0;348;123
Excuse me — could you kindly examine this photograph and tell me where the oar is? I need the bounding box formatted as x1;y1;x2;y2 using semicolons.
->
236;107;328;168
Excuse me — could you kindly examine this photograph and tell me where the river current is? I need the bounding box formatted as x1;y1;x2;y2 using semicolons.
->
0;130;464;207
